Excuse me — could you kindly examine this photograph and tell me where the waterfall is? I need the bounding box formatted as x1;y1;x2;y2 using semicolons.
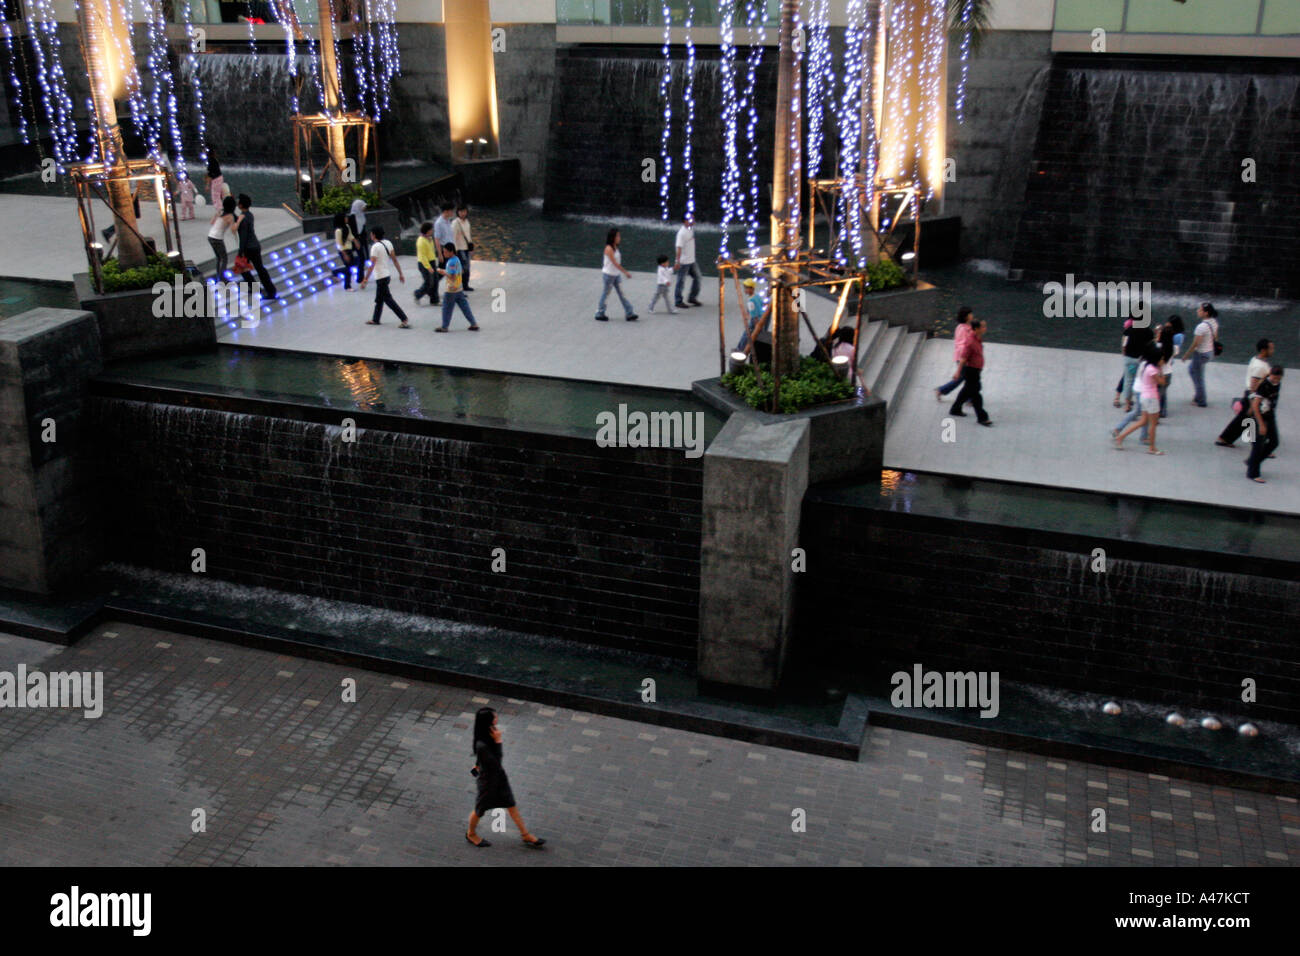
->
1011;58;1300;297
179;54;316;167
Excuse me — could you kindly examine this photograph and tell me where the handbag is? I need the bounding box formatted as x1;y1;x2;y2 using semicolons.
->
466;242;474;252
1211;319;1223;356
233;253;252;274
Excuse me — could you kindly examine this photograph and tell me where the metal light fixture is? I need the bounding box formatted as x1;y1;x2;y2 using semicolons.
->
831;354;851;380
728;351;749;375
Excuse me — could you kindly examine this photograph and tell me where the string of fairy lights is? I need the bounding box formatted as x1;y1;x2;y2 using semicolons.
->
654;0;970;272
1;0;400;177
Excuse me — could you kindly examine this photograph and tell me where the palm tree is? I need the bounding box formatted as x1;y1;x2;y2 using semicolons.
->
948;0;992;52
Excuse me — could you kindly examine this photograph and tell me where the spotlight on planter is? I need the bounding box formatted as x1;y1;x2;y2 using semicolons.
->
831;354;851;380
361;178;373;187
728;351;748;375
901;251;916;262
300;172;311;182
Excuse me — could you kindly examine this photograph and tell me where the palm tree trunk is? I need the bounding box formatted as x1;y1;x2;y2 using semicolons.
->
79;0;146;269
318;0;348;184
770;0;801;380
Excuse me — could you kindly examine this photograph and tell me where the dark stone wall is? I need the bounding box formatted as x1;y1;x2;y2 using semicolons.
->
797;499;1300;725
0;309;103;594
382;24;453;167
91;398;704;658
942;30;1053;263
493;23;557;197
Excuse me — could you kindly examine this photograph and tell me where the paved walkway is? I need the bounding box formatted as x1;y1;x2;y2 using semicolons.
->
0;622;1294;866
887;340;1300;515
0;194;298;283
219;257;830;390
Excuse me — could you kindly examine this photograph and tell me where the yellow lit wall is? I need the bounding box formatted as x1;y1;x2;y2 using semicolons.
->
444;0;501;161
875;0;947;207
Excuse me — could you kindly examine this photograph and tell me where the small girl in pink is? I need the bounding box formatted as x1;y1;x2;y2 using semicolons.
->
177;176;196;220
1115;344;1166;454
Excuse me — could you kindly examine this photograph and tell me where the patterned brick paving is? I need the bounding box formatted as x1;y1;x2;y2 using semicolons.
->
0;623;1295;866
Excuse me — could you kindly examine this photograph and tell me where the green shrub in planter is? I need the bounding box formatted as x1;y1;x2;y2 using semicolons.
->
304;183;381;216
100;254;185;293
721;356;855;414
865;258;908;292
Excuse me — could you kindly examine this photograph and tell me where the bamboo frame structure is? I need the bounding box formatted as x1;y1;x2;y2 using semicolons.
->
71;159;184;294
292;112;381;206
716;245;869;413
806;175;923;284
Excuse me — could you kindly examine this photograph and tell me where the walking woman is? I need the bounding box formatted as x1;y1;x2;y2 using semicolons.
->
595;227;637;322
233;194;278;299
331;212;359;290
347;198;368;259
207;195;237;279
1115;343;1166;454
205;158;228;210
466;707;546;849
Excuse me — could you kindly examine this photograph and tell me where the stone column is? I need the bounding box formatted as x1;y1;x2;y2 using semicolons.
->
698;413;809;694
0;309;103;593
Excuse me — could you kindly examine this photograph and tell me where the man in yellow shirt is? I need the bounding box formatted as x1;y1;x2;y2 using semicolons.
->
414;221;439;305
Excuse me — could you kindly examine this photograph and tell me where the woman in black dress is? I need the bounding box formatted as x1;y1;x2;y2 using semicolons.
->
466;707;545;849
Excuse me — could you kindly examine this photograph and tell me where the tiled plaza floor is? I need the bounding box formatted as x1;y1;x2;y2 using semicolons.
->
0;622;1295;867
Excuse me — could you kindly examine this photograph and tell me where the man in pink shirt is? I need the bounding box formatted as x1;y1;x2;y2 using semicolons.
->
949;318;993;426
935;306;974;402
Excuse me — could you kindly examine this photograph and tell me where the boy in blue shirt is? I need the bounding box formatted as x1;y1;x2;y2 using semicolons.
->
435;242;480;332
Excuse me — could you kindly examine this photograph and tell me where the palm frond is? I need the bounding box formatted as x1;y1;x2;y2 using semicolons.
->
947;0;993;53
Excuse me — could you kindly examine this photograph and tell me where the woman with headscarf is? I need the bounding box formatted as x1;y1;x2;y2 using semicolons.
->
347;199;368;260
465;707;546;849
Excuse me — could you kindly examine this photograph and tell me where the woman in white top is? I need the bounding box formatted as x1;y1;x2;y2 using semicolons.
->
453;205;474;291
1180;302;1219;407
207;195;237;279
595;227;637;322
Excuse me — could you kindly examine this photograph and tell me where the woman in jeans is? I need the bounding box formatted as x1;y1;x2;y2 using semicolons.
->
594;227;637;322
330;212;359;290
233;193;278;300
453;205;474;291
207;196;236;279
1180;302;1219;407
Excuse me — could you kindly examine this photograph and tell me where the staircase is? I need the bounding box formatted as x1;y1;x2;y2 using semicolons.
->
203;233;347;328
854;318;927;428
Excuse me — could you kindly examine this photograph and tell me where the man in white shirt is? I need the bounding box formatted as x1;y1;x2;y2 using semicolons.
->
431;203;457;304
1216;338;1274;447
361;226;409;327
1179;301;1219;407
674;215;702;308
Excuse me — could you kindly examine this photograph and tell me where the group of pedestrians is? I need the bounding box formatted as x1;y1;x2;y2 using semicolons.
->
1108;303;1284;482
203;159;278;300
328;200;480;333
595;216;703;322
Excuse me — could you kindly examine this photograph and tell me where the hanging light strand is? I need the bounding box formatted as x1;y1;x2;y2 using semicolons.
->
177;0;209;162
682;0;697;221
717;0;739;258
740;0;765;252
955;0;972;124
657;1;673;221
804;0;832;182
836;0;868;268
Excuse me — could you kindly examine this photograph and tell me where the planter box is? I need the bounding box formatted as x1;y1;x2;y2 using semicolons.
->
298;204;402;238
73;273;216;364
853;280;942;334
692;377;886;486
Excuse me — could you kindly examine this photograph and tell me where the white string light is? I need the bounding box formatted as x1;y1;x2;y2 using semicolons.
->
682;0;697;222
657;1;673;221
956;0;973;125
718;0;739;258
804;0;832;182
740;0;765;252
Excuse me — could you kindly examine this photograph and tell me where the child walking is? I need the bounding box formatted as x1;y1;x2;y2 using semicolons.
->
648;255;676;314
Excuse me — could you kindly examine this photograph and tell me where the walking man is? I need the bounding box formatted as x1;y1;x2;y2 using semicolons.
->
950;318;992;427
674;215;702;308
1216;338;1274;448
361;226;409;327
431;203;457;304
1180;302;1219;407
1246;366;1283;483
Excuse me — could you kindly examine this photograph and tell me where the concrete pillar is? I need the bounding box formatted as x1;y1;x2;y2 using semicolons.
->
0;309;103;593
698;413;809;694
